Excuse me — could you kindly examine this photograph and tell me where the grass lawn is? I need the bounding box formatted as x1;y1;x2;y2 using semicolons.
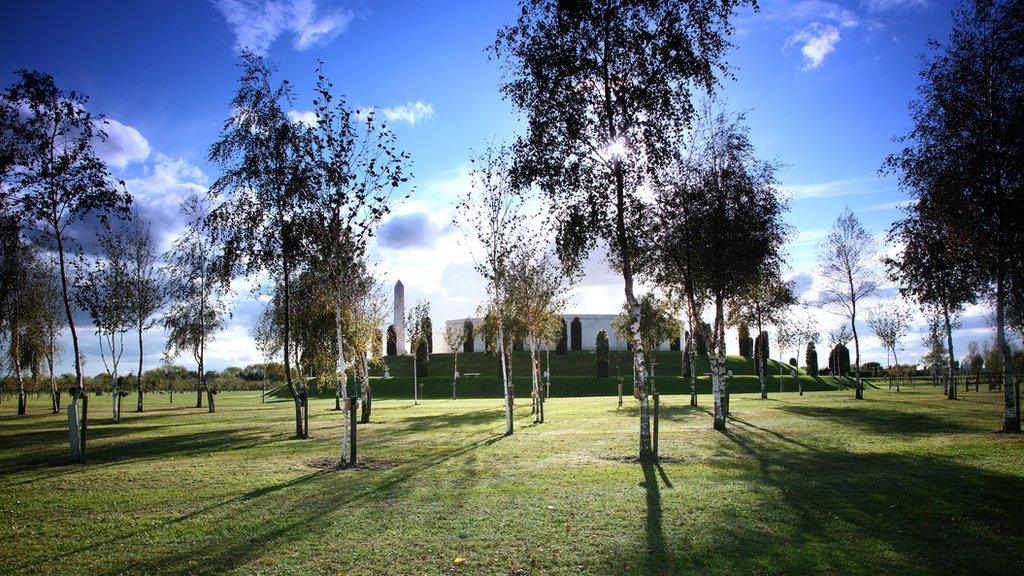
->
2;385;1023;575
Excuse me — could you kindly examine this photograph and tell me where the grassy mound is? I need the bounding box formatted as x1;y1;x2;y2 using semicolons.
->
275;350;854;399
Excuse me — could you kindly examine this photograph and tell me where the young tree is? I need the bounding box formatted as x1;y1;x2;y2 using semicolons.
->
305;62;410;456
655;108;787;430
612;293;675;390
494;0;753;456
406;300;431;406
921;315;949;389
507;247;570;424
163;194;230;413
884;0;1023;428
827;324;853;378
776;314;813;393
75;226;133;422
867;303;912;391
252;309;279;404
207;52;315;436
817;208;878;399
596;330;610;379
2;70;131;444
886;208;977;400
729;276;796;399
443;321;467;399
124;217;163;412
457;146;526;436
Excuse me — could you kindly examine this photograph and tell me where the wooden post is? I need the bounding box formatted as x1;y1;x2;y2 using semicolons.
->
81;394;89;463
348;397;358;465
652;392;660;461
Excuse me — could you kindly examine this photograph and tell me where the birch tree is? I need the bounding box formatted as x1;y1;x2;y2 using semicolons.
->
207;52;315;436
867;304;911;391
886;204;978;400
494;0;752;457
124;218;163;412
654;108;786;430
817;208;878;399
75;226;133;422
2;70;131;450
305;62;410;455
406;300;430;406
163;194;230;413
457;146;525;436
728;275;795;399
507;248;570;424
443;321;467;400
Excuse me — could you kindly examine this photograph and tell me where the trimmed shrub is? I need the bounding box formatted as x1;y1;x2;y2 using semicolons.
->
570;317;582;351
462;320;474;353
596;330;609;377
422;316;433;353
387;325;397;356
829;343;851;376
670;335;680;352
695;322;712;356
753;331;771;376
415;340;429;377
788;357;797;367
738;323;753;357
556;318;568;355
805;342;819;376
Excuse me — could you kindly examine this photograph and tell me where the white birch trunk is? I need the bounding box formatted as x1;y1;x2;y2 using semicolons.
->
334;289;349;466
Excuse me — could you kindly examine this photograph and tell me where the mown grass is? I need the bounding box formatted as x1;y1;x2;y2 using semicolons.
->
2;384;1022;575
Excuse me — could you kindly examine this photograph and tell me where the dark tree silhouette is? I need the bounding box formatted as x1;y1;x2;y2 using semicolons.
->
570;317;582;351
884;0;1022;421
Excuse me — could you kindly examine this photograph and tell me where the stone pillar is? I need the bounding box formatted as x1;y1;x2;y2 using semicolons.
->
394;280;407;354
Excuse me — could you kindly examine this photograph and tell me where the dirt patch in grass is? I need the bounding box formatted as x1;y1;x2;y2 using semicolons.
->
306;457;396;471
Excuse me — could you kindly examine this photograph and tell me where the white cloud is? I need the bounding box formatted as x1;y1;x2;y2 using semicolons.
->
287;109;318;125
380;101;434;125
212;0;353;55
784;175;891;200
861;0;928;13
860;199;914;212
94;117;150;169
788;0;859;27
788;23;842;70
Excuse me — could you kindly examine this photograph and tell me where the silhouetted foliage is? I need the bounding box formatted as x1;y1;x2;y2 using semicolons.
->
596;330;610;378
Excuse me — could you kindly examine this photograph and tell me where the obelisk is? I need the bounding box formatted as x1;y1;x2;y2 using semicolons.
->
394;280;407;354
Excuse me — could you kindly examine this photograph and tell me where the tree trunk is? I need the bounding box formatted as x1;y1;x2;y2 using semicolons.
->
943;303;957;400
333;289;350;464
412;353;419;406
893;349;901;392
48;344;59;414
281;247;303;438
496;289;512;436
757;321;766;399
996;272;1019;432
360;352;371;423
136;323;145;412
530;340;542;424
712;297;727;430
207;388;216;413
14;333;26;415
452;352;458;400
852;320;863;400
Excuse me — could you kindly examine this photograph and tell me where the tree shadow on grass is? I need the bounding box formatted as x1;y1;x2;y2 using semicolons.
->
0;427;272;474
80;431;506;576
777;404;972;435
387;407;510;437
599;424;1024;576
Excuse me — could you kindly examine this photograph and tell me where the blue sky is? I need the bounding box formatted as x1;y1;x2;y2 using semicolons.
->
4;0;993;374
